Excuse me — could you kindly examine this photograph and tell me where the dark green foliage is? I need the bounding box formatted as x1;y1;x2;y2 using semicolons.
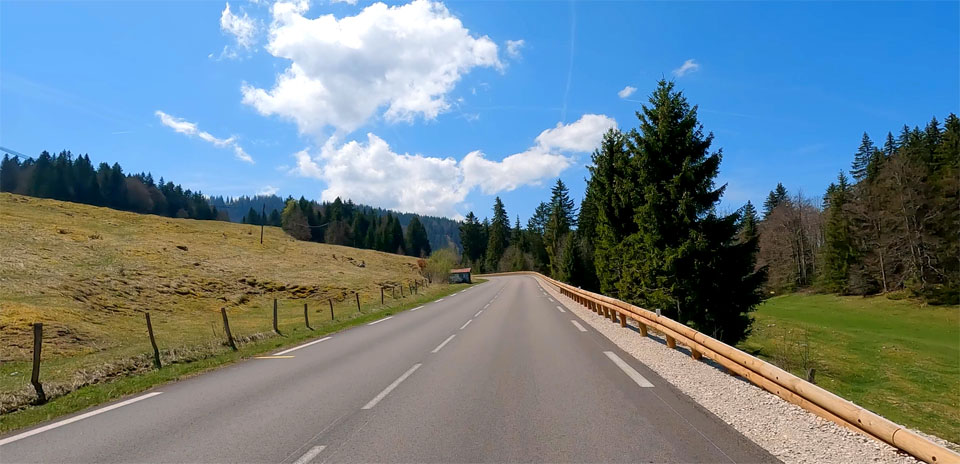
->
762;183;789;218
591;80;764;344
739;201;759;243
544;179;576;277
0;151;217;220
820;172;857;293
485;197;509;271
405;216;431;257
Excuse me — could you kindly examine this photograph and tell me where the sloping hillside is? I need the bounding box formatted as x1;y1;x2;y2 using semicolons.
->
0;193;429;410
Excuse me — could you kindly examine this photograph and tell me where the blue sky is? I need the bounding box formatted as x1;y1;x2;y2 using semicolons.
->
2;0;957;221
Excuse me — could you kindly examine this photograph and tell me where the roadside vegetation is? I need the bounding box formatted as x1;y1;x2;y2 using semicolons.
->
0;193;463;425
740;293;959;443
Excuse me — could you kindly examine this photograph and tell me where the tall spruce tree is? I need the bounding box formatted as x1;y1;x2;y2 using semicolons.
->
405;216;431;257
544;179;576;277
762;183;789;218
459;212;484;266
588;128;636;295
485;197;509;271
820;172;857;293
608;80;764;344
740;201;759;243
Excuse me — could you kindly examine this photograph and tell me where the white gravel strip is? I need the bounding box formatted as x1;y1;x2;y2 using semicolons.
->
539;279;955;464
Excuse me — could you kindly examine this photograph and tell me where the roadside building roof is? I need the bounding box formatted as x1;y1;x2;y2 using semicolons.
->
450;268;472;274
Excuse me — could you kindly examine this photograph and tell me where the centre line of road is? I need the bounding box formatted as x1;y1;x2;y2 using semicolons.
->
483;303;490;309
367;316;393;326
604;351;654;388
362;363;422;410
570;320;587;332
431;334;456;353
475;310;483;317
410;305;424;311
292;445;326;464
556;305;566;313
0;392;164;447
459;319;473;330
275;336;332;355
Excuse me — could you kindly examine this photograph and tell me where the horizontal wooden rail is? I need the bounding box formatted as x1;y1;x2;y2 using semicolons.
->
478;271;958;464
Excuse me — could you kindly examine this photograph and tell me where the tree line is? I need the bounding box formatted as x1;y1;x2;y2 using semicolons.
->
0;151;223;220
757;114;958;304
459;80;764;344
211;194;461;252
274;196;433;258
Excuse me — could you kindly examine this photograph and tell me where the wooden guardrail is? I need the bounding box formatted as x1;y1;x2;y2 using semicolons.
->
480;271;958;464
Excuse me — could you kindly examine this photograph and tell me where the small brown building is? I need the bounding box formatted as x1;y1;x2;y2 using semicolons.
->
449;267;472;284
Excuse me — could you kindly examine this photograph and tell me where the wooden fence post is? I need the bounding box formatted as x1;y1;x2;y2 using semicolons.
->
221;308;237;351
329;299;334;320
355;292;361;312
392;286;397;299
807;368;816;384
401;285;404;298
145;312;161;369
304;303;312;330
31;323;46;404
381;287;384;305
273;299;281;335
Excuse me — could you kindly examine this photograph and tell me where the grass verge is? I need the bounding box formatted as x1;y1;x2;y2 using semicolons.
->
739;293;959;444
0;281;475;434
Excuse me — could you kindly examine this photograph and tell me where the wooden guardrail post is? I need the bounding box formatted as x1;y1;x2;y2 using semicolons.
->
619;313;627;328
145;312;162;369
691;348;703;360
304;303;312;330
221;308;237;351
31;323;46;404
638;323;648;337
273;299;280;335
665;335;677;349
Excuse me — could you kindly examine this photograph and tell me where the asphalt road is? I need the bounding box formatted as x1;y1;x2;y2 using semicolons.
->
0;275;776;463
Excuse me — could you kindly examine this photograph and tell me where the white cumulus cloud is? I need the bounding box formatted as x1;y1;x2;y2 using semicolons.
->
534;114;617;153
290;114;614;217
242;0;503;136
672;58;700;77
617;85;636;99
155;111;254;164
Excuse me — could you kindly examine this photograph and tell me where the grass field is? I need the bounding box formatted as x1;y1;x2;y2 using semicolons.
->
740;293;959;444
0;193;455;421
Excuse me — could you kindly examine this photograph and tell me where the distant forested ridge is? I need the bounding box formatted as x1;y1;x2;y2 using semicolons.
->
210;195;461;255
0;151;223;220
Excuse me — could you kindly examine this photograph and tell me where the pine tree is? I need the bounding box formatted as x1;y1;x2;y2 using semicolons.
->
459;212;484;265
588;128;636;295
405;216;431;257
485;197;509;271
544;179;576;277
611;80;764;344
0;155;20;193
882;131;898;157
820;172;857;293
762;183;789;218
740;201;759;243
851;132;879;182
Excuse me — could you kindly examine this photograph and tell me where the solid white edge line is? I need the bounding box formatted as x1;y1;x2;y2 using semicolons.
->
275;336;332;355
367;316;394;326
570;320;587;332
431;334;456;353
293;445;326;464
362;363;422;409
604;351;654;388
436;298;444;302
411;305;423;311
548;298;554;302
0;392;164;446
459;319;472;330
556;305;566;313
475;310;483;317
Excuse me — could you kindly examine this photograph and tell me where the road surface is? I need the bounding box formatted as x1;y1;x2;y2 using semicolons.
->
0;275;776;463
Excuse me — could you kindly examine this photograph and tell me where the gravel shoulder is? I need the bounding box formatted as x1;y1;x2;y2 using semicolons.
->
538;277;955;464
